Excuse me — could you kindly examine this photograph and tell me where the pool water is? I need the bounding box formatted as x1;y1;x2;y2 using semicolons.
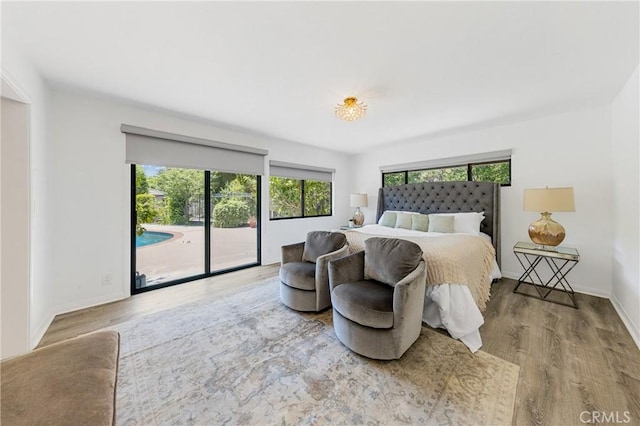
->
136;231;173;248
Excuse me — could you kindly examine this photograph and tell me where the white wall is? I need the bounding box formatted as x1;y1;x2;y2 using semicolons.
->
1;97;30;358
49;90;350;314
611;65;640;348
352;106;614;297
2;52;55;355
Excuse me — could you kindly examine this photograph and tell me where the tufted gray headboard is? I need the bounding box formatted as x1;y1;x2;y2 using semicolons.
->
376;181;501;266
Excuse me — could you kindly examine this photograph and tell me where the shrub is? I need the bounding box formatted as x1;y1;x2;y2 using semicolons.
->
213;198;250;228
135;193;158;235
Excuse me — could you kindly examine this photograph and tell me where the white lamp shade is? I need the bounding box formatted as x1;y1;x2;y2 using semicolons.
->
523;187;575;212
350;193;368;208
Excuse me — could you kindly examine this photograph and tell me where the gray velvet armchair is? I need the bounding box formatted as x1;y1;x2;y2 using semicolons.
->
328;237;426;360
279;231;348;312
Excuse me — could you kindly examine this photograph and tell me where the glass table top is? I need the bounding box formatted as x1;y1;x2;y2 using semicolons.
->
513;241;580;260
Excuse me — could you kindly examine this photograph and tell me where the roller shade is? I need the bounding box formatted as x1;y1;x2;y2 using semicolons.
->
122;124;268;175
269;161;334;182
380;149;512;173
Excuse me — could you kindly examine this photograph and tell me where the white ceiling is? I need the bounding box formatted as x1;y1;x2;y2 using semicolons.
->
3;1;638;154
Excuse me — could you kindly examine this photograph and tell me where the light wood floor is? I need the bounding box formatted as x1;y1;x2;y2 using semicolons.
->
40;265;640;426
482;280;640;425
38;264;280;347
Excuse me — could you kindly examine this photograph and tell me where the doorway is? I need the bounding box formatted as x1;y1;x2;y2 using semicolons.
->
1;83;31;358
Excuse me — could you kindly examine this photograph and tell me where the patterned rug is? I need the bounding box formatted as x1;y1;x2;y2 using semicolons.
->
110;278;519;425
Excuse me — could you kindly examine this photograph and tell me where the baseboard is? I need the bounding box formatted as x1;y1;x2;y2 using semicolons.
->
25;293;129;350
54;291;127;317
30;309;56;349
262;257;280;266
610;294;640;350
500;271;610;298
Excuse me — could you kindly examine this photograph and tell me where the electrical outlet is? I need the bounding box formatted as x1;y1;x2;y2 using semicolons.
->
101;273;113;286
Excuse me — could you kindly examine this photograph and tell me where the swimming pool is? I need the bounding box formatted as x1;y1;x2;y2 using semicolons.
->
136;231;173;248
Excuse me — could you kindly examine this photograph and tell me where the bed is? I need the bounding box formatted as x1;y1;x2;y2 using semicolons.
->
340;181;501;352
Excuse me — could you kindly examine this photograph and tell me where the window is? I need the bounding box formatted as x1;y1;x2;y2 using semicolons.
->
303;180;332;216
381;152;511;187
268;161;334;220
133;165;261;293
123;125;268;294
383;172;406;187
470;160;511;185
408;166;467;183
269;177;332;219
269;177;302;219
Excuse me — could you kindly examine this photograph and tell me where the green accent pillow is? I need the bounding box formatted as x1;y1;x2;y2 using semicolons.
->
395;213;413;229
428;215;454;233
411;214;430;232
379;212;397;227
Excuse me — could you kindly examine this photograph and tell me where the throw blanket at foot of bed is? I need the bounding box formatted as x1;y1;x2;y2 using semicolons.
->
342;231;494;312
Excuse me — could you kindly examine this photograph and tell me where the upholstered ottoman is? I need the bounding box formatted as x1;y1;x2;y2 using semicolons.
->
1;331;120;426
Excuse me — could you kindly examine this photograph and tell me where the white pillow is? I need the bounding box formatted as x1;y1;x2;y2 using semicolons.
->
429;212;485;235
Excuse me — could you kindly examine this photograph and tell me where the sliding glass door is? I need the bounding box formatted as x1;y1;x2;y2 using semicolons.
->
132;165;260;293
210;173;259;271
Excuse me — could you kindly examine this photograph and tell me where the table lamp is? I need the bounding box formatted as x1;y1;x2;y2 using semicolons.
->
350;193;368;226
523;187;575;246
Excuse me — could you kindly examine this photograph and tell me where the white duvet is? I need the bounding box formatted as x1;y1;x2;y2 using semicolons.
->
347;224;502;352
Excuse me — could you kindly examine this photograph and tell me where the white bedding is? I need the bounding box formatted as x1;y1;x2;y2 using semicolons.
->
347;224;502;352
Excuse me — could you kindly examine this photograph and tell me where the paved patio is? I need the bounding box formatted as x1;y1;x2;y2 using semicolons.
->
137;224;258;286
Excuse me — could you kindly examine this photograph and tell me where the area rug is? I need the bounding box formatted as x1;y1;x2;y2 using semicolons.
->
109;278;519;425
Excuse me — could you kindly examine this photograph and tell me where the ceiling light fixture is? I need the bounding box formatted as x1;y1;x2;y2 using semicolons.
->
335;97;367;121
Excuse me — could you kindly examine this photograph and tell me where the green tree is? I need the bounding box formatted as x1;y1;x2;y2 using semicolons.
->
152;168;204;224
384;161;511;187
220;174;257;217
210;171;237;195
471;162;510;185
135;165;149;194
408;166;467;183
135;193;158;235
135;166;158;235
304;180;331;216
154;196;172;225
269;177;302;218
383;172;406;187
268;177;331;218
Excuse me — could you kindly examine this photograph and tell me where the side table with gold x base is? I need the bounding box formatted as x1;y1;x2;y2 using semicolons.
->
513;241;580;309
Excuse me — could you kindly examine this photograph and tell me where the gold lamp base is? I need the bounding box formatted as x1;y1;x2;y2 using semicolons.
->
353;207;364;226
528;212;565;246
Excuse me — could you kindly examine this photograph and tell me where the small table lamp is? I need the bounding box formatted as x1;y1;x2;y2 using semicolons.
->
350;193;368;226
523;187;575;246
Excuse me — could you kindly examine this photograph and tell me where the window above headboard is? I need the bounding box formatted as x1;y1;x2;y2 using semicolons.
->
380;149;511;188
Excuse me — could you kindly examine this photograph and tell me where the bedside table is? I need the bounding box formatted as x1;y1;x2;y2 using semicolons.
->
339;225;362;230
512;241;580;308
